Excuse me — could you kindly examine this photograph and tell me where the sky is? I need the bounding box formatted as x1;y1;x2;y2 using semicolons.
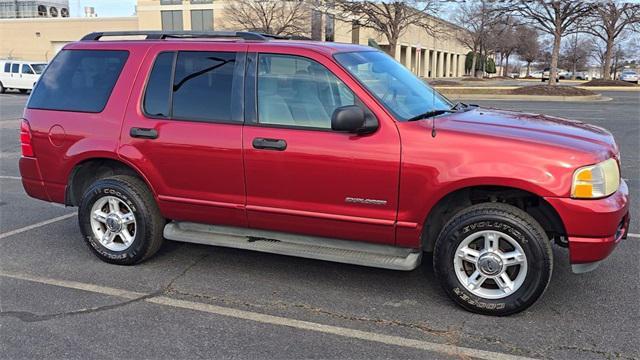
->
69;0;136;17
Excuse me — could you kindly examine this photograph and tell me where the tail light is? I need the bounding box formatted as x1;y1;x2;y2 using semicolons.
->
20;119;35;157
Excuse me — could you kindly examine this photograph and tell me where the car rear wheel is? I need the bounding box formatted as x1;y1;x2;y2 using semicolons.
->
0;82;5;93
433;203;552;316
78;175;165;265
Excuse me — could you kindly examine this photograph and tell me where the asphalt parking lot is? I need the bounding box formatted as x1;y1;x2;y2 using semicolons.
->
0;91;638;359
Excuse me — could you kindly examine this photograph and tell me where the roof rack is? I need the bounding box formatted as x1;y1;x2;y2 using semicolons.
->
80;31;269;41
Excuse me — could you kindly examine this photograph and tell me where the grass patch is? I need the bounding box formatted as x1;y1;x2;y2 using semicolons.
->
427;80;461;86
460;77;485;82
581;79;638;87
510;85;596;96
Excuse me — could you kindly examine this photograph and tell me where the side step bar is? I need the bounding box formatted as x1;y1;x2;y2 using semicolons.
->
164;222;422;271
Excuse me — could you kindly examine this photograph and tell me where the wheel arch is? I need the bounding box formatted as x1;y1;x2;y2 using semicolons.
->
421;185;566;252
65;157;156;207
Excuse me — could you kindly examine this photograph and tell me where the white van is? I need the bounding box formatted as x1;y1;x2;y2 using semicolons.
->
0;60;47;93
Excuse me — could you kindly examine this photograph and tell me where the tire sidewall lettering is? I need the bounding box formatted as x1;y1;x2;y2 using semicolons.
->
83;185;144;261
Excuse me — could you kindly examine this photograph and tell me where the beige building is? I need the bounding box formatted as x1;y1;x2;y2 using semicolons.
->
0;0;469;78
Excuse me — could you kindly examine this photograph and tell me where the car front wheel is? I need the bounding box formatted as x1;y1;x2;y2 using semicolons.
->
434;203;552;316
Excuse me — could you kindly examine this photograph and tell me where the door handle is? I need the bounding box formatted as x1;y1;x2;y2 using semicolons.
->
252;138;287;151
130;127;158;139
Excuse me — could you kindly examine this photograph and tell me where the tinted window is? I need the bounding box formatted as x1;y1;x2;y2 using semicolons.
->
257;54;355;129
28;50;128;113
11;64;19;73
172;51;236;122
143;52;174;118
32;64;47;74
3;63;9;73
22;64;34;74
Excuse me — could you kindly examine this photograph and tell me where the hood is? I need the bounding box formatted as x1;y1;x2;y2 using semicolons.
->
439;107;618;161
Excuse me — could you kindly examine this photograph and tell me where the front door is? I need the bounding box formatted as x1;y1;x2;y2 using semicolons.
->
120;43;248;227
242;50;401;244
20;64;39;89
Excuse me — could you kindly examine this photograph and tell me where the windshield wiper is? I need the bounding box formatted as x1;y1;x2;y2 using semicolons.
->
407;109;455;122
451;102;479;112
451;102;467;110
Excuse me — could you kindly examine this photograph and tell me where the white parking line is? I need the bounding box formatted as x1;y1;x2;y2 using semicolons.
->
627;233;640;239
0;212;76;240
0;270;536;360
0;175;21;180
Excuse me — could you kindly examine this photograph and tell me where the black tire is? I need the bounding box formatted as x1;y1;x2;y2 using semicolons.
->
78;175;165;265
19;89;29;94
433;203;552;316
0;82;5;93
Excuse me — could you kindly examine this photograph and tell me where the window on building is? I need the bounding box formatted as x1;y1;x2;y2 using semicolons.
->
27;50;129;113
190;9;213;31
49;6;58;17
160;0;182;4
190;0;213;4
37;5;47;17
171;51;237;122
161;10;183;31
257;54;355;129
325;14;335;42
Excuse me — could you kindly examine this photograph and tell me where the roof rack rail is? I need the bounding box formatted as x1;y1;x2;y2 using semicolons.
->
80;31;269;41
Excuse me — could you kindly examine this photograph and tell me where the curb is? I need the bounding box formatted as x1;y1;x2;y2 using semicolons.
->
434;86;639;92
576;86;640;91
443;94;611;102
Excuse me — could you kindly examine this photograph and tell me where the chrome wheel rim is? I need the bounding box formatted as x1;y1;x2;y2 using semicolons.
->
453;230;528;299
90;196;136;252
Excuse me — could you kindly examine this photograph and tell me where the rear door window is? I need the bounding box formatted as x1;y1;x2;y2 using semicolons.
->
143;52;174;118
172;51;237;122
142;51;241;123
3;63;9;73
28;50;129;113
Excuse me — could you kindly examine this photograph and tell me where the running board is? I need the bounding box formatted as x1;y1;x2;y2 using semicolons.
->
164;222;421;271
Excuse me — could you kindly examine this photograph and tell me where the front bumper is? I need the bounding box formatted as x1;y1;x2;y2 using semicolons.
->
545;180;630;272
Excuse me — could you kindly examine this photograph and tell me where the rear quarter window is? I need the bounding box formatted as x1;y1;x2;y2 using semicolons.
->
28;50;129;113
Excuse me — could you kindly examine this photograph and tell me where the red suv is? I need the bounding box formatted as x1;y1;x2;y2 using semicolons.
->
20;31;629;315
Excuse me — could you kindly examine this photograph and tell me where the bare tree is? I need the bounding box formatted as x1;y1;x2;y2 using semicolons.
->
515;26;540;77
506;1;593;85
224;0;310;37
454;0;500;77
583;1;640;79
331;0;439;58
560;34;591;79
492;18;519;77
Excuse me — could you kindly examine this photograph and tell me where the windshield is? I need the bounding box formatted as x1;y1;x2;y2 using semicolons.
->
31;63;47;74
334;51;451;121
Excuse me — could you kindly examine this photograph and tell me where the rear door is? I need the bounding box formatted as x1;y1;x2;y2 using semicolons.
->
6;63;19;88
120;43;248;227
242;47;401;244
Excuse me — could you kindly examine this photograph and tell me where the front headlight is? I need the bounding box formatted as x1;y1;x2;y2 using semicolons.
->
571;158;620;198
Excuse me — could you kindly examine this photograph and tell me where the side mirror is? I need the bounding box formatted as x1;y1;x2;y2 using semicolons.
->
331;105;366;133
